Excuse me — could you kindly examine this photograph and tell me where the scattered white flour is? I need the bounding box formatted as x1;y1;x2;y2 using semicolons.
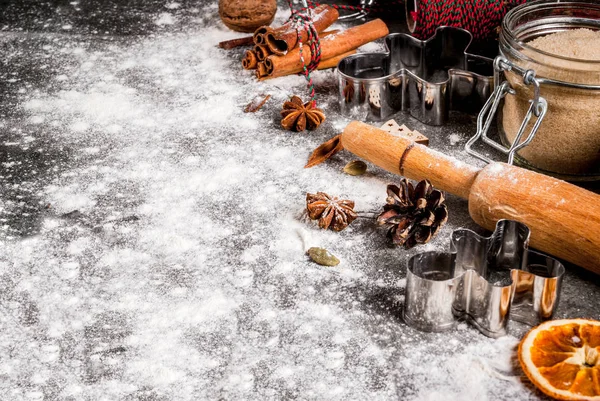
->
449;133;461;146
358;40;387;53
402;336;528;401
165;2;181;10
155;12;176;26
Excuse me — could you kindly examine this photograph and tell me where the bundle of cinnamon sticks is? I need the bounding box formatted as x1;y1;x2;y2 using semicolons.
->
240;5;389;80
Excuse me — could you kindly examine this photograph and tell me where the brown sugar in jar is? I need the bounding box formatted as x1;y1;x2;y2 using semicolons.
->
498;1;600;180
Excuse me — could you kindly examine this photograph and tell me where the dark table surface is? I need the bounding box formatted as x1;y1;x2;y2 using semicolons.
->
1;1;598;400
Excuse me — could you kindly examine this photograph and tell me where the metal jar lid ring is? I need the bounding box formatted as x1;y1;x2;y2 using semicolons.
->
466;56;549;165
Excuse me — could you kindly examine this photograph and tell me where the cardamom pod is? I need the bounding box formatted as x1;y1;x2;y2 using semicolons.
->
307;247;340;266
343;160;367;176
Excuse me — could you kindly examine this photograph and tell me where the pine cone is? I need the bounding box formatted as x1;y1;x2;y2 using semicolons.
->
306;192;357;231
377;179;448;248
281;96;326;132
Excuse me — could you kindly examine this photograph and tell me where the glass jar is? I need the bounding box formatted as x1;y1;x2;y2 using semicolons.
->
498;0;600;181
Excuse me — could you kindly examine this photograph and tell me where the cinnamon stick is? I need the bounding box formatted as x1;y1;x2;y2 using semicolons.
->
262;19;389;79
256;5;339;55
256;62;269;78
315;50;355;69
253;28;268;45
256;50;356;80
244;37;337;70
242;50;258;70
219;35;254;50
320;29;340;38
254;44;271;62
243;30;340;72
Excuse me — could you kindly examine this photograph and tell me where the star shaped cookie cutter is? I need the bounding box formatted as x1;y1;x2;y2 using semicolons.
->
337;26;494;125
403;220;565;338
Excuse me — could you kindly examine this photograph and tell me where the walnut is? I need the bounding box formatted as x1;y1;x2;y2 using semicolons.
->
219;0;277;33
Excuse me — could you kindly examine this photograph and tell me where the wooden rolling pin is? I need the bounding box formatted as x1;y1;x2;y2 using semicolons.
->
342;121;600;274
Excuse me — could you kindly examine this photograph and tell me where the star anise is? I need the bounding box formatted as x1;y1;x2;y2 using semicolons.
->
306;192;357;231
281;96;326;132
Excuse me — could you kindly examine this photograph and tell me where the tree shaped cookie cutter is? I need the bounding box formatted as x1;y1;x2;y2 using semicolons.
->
337;26;493;125
403;220;565;338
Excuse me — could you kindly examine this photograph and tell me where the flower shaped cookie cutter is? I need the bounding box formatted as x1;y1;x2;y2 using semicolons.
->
403;220;565;338
337;26;494;125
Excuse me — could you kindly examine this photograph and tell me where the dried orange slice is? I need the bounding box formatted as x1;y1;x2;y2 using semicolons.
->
519;319;600;401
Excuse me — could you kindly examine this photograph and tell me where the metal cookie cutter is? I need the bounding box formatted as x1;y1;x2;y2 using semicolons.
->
403;220;565;338
337;26;494;125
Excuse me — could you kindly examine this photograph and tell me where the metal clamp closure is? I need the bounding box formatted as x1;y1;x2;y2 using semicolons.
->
465;56;548;164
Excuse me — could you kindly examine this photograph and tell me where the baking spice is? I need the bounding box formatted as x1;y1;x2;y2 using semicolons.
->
305;134;344;168
343;160;367;176
306;192;357;232
307;247;340;266
218;35;254;50
502;28;600;176
258;4;338;56
243;94;270;113
260;19;389;80
242;49;258;70
280;96;325;132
